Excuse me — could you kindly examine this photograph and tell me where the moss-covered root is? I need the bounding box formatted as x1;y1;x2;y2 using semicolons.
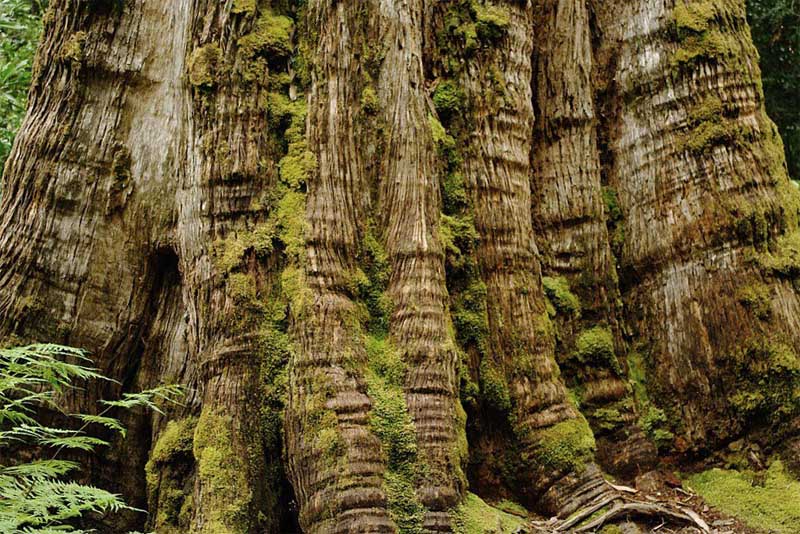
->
519;415;615;518
145;417;197;534
450;493;527;534
192;409;253;534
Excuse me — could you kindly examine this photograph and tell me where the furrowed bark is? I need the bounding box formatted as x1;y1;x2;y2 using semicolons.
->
377;0;466;529
0;1;291;531
176;2;286;531
593;0;800;452
453;1;611;517
0;0;798;532
0;1;190;528
530;0;655;476
285;1;394;532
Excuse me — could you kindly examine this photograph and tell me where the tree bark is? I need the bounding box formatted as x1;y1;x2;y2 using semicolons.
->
1;0;798;532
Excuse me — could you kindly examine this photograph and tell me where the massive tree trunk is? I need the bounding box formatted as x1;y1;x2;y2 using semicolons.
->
1;0;798;532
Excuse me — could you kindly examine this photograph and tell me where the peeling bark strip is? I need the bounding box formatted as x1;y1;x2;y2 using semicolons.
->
1;0;799;532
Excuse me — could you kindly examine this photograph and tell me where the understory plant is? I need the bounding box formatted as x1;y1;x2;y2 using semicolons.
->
0;343;183;533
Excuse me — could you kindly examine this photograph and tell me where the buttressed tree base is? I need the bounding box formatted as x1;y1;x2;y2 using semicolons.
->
1;0;798;532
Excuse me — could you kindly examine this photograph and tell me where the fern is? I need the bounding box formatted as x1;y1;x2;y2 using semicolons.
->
0;343;183;533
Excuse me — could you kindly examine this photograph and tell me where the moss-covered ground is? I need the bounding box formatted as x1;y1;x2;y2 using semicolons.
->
685;460;800;534
450;492;526;534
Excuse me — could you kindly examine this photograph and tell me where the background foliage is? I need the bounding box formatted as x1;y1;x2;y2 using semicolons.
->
0;343;182;533
748;0;800;180
0;0;44;182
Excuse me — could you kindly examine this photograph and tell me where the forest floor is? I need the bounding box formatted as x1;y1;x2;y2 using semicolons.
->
519;465;792;534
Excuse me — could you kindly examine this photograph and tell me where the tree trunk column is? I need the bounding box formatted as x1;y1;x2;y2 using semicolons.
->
530;0;654;477
285;1;395;533
378;0;466;529
593;0;800;450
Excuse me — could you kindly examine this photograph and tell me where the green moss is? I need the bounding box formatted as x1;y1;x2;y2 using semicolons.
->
670;0;751;71
591;407;625;433
443;172;468;214
472;2;510;42
280;265;312;316
353;229;393;334
365;335;406;386
602;187;622;224
686;461;800;534
674;1;716;34
541;276;581;318
441;3;479;57
641;406;675;450
188;44;222;88
365;336;426;533
361;86;380;114
727;337;800;422
231;0;255;15
228;272;257;303
451;493;526;534
193;411;251;533
757;230;800;278
213;236;249;274
266;91;294;125
527;416;596;473
279;146;316;189
433;80;466;120
212;222;277;275
673;26;736;65
627;350;676;449
736;283;772;320
602;187;626;257
599;526;624;534
572;327;619;374
441;213;480;273
146;418;197;530
495;499;528;518
676;96;752;154
60;31;87;63
150;418;197;465
258;320;290;452
429;113;456;151
480;358;511;412
237;10;294;82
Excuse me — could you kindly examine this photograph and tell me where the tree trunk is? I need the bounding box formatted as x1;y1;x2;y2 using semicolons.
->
1;0;798;532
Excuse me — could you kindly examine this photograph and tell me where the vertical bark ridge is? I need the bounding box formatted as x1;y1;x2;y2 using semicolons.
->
285;2;395;533
171;2;290;531
454;1;610;515
377;0;466;529
530;0;655;477
593;0;800;452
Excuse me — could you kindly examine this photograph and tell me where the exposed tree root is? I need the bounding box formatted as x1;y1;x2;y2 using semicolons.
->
528;489;712;534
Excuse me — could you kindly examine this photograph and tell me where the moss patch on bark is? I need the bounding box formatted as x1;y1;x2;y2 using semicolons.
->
525;416;596;474
542;276;581;318
365;336;427;533
193;411;251;534
188;44;222;88
146;417;197;533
